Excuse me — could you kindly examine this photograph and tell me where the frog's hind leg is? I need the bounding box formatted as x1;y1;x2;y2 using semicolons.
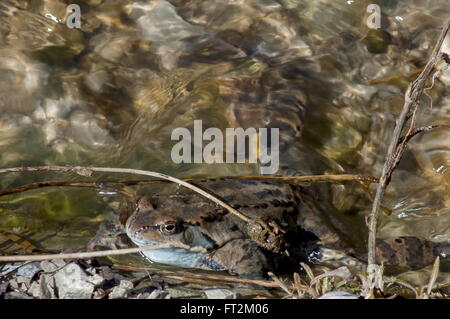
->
206;239;269;279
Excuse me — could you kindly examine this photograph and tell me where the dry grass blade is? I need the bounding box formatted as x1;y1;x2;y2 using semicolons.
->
268;272;292;295
310;266;353;286
293;272;309;297
112;264;292;290
426;256;440;297
384;277;419;299
300;262;320;297
300;262;315;282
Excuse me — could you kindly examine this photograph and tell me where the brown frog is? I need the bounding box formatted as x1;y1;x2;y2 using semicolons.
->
88;178;449;278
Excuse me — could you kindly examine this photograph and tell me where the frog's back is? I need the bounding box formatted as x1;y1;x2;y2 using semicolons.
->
193;178;300;224
177;178;347;250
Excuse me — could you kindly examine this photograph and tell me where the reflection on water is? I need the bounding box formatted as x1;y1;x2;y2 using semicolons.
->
0;0;450;285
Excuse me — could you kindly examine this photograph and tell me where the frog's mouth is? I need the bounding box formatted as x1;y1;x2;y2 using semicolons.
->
126;223;223;270
136;244;209;269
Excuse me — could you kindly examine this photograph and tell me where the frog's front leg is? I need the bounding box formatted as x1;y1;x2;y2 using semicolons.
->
87;210;132;251
203;239;269;278
301;243;367;271
306;246;367;271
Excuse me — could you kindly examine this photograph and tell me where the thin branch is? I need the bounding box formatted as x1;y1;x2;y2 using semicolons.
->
0;244;175;262
0;167;379;232
0;166;253;225
0;181;139;198
0;174;378;198
387;124;450;178
112;264;297;290
202;174;379;184
398;124;450;146
367;17;450;297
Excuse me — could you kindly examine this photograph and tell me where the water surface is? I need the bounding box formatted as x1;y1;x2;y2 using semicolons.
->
0;0;450;286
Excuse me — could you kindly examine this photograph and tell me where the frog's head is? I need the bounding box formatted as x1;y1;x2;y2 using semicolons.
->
125;197;224;270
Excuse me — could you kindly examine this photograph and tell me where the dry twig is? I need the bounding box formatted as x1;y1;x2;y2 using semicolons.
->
0;174;378;198
112;264;295;290
0;166;254;225
0;244;175;262
367;17;450;298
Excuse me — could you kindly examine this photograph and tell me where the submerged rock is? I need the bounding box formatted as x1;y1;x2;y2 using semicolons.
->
109;280;134;299
204;288;237;299
318;291;360;299
54;263;94;299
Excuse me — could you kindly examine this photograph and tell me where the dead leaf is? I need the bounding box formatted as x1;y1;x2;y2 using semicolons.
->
310;266;353;286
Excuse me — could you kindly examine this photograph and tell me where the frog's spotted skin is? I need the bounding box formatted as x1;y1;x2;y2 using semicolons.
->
375;237;436;270
123;179;303;277
122;178;367;277
88;178;450;278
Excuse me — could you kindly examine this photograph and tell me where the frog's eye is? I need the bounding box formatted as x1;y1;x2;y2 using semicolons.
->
160;221;179;235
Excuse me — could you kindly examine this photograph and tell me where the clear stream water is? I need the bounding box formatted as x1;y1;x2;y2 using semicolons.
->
0;0;450;287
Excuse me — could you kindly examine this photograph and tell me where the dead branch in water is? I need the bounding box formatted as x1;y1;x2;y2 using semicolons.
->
0;166;255;225
0;180;141;197
0;181;140;198
367;17;450;298
0;166;380;236
0;174;378;198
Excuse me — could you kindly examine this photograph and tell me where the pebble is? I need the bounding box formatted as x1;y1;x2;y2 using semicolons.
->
167;287;203;299
87;274;105;287
146;289;170;299
109;280;134;299
54;263;94;299
204;288;237;299
0;281;9;294
9;279;19;290
27;281;41;298
4;291;34;299
39;274;57;299
0;264;20;276
17;262;41;279
318;291;360;299
40;260;67;273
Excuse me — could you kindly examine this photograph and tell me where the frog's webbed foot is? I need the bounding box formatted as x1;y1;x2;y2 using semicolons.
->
319;248;366;271
206;239;269;278
304;245;366;271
